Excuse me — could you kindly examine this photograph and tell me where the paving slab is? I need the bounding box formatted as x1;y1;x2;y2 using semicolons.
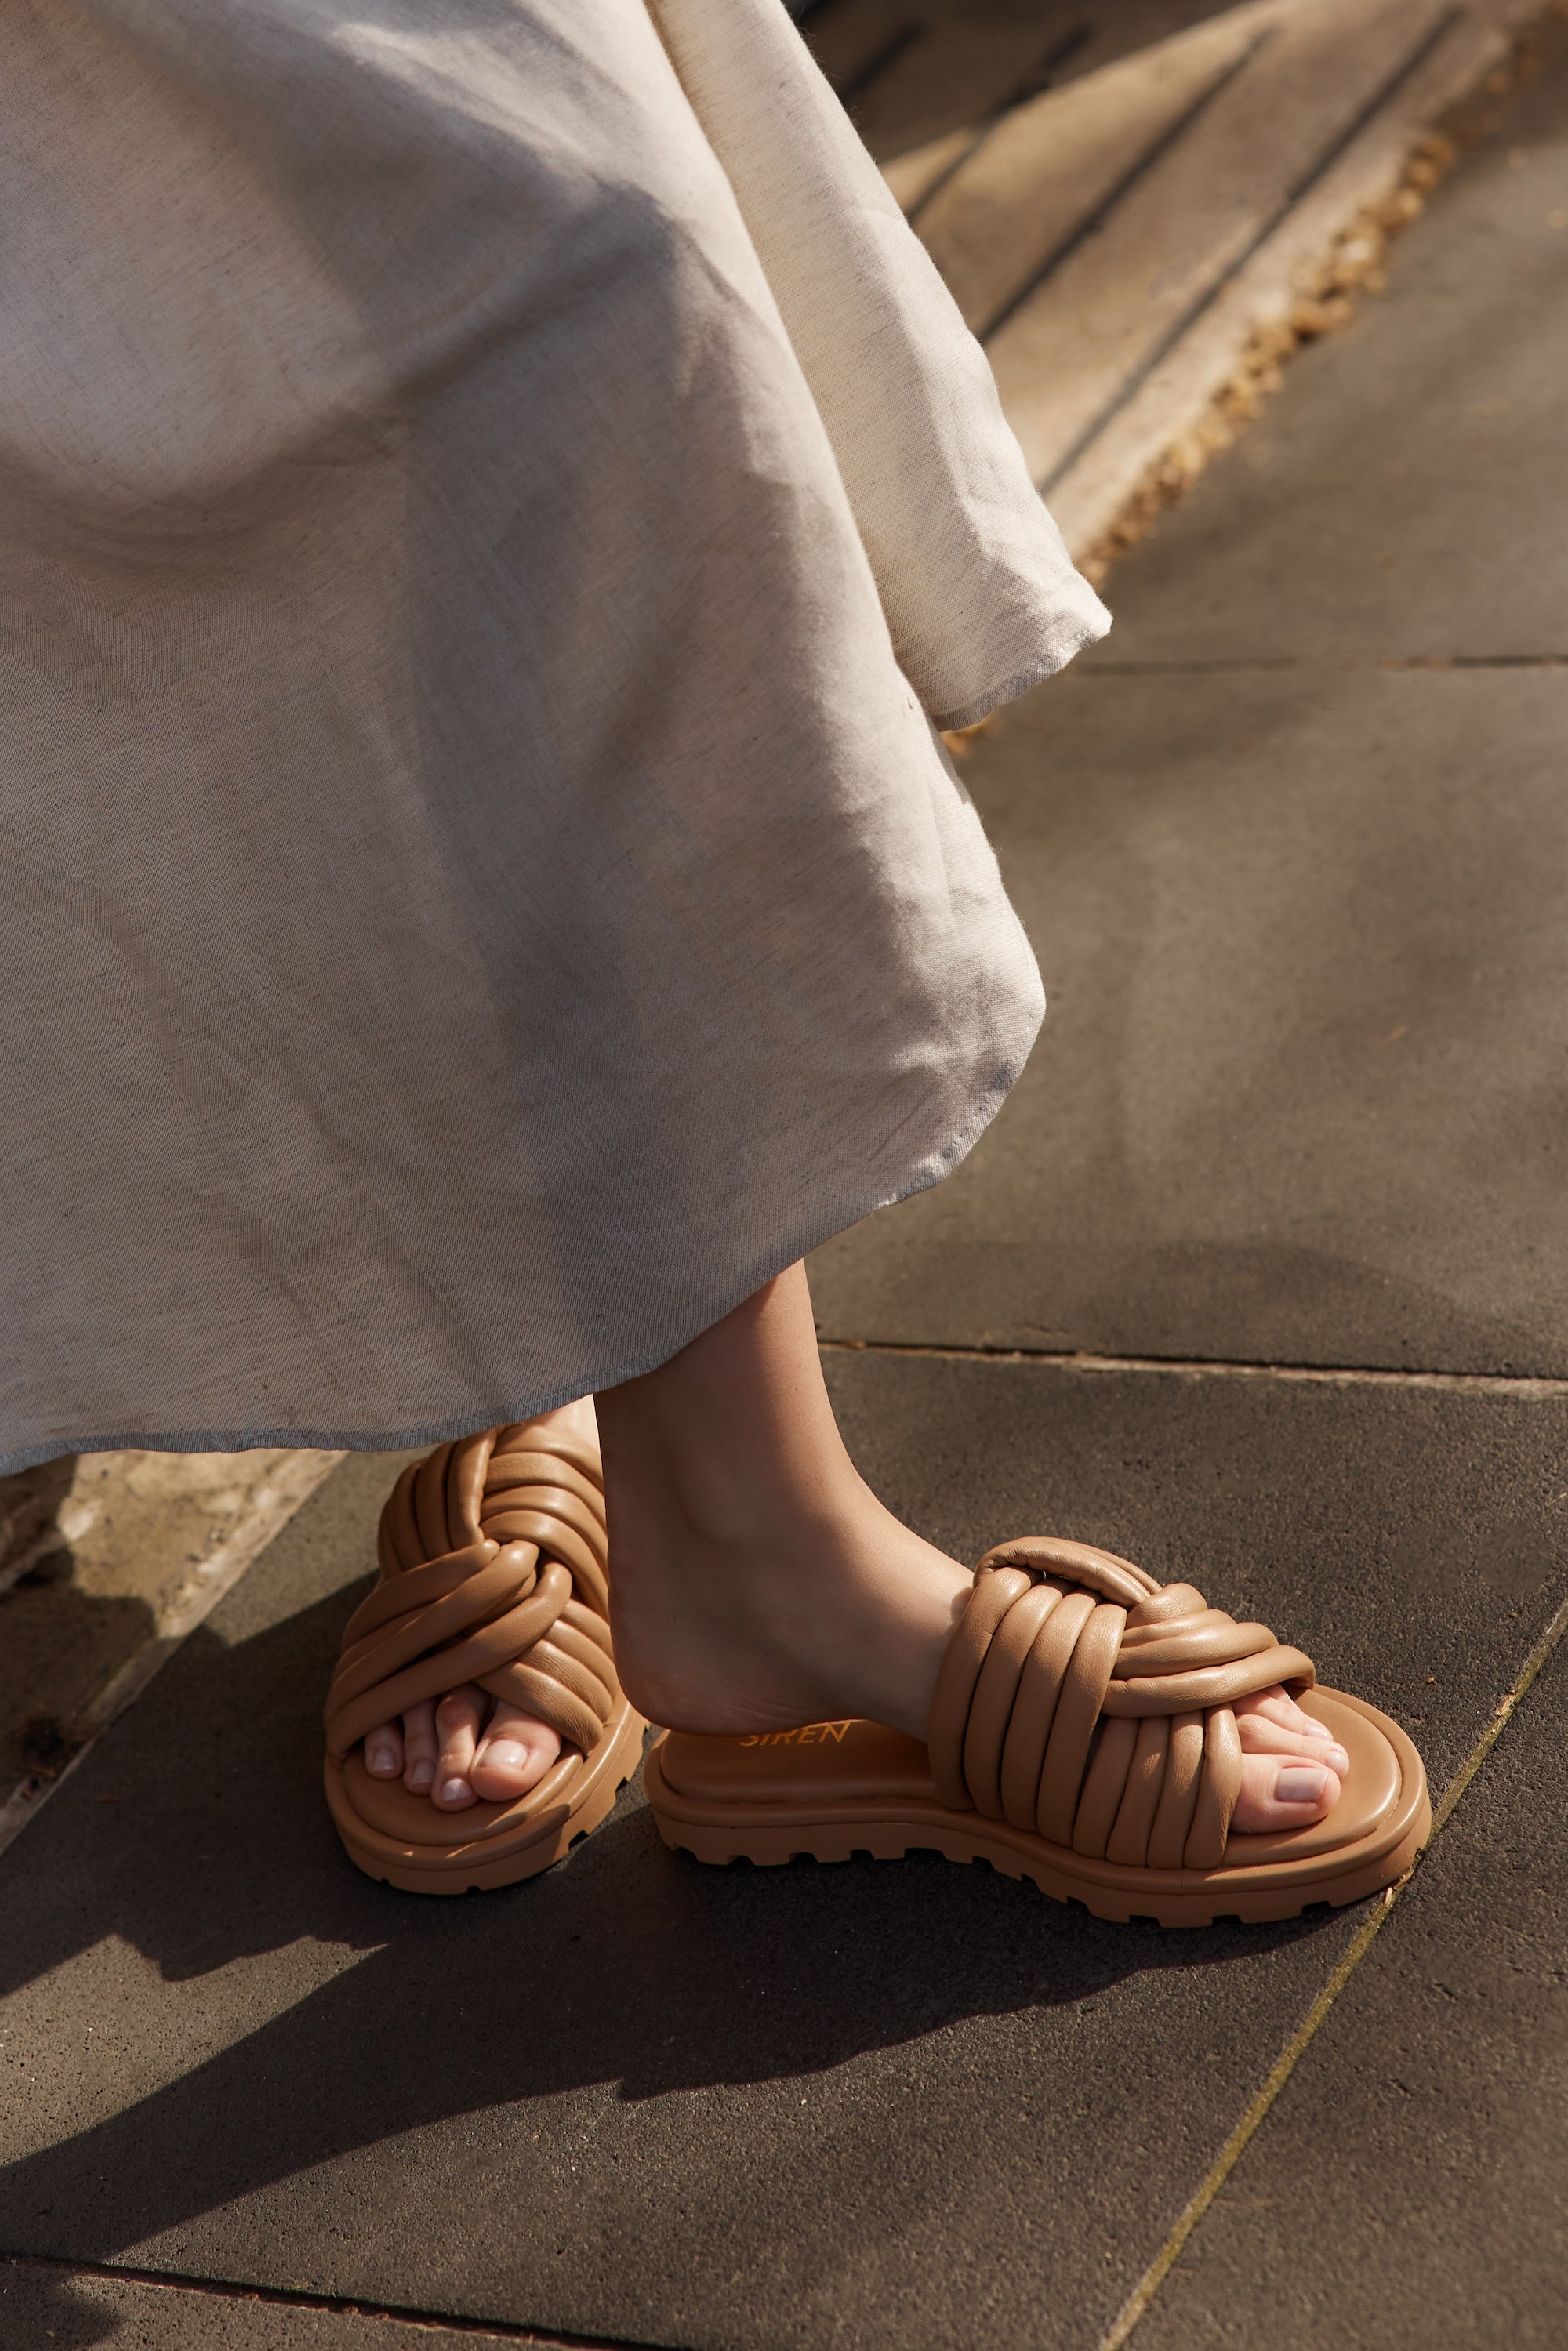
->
814;24;1568;1380
811;660;1568;1374
1131;1610;1568;2349
0;2257;576;2349
1076;27;1568;657
0;1362;1563;2351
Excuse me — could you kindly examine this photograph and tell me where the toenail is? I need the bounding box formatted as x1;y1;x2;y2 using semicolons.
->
406;1762;434;1790
1276;1765;1328;1805
1301;1717;1334;1740
485;1743;527;1770
440;1777;468;1804
1325;1743;1350;1772
368;1745;397;1774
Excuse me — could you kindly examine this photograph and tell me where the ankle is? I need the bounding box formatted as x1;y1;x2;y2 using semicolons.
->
592;1264;975;1742
610;1477;969;1742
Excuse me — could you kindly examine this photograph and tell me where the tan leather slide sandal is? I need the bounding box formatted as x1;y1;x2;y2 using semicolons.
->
325;1420;644;1893
644;1538;1429;1927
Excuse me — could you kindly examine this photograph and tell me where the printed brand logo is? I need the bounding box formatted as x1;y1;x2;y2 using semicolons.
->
738;1722;852;1748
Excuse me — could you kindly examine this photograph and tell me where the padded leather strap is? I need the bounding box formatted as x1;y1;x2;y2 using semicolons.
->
323;1422;619;1762
927;1539;1315;1870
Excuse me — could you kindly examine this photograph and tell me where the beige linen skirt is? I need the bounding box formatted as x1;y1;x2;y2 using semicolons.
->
0;0;1109;1471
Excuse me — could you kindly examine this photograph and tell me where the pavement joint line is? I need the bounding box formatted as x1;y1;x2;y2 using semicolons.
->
831;21;922;115
819;1337;1568;1397
0;2252;656;2349
1039;4;1469;492
1098;1583;1568;2351
1076;653;1568;673
906;24;1096;232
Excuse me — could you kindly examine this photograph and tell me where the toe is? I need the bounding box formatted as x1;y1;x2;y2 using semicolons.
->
401;1699;438;1794
433;1684;485;1809
1237;1684;1308;1730
364;1720;404;1779
1238;1685;1334;1742
470;1703;562;1802
1231;1751;1342;1834
1236;1711;1350;1778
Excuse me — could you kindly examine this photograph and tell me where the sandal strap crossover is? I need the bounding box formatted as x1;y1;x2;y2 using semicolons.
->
323;1424;620;1764
927;1538;1316;1870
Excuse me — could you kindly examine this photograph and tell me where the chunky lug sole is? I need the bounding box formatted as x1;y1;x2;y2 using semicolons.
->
326;1697;645;1895
643;1688;1429;1928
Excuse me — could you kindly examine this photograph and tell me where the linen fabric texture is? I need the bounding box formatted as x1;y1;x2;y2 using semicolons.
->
0;0;1109;1471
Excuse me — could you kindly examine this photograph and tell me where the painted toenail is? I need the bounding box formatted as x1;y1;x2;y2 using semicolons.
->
485;1743;527;1770
1326;1744;1350;1772
440;1778;468;1803
1276;1766;1328;1805
368;1746;397;1773
407;1762;434;1790
1301;1717;1334;1740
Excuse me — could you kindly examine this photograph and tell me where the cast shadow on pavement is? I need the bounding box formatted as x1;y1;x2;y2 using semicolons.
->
0;1583;1331;2265
0;2262;122;2351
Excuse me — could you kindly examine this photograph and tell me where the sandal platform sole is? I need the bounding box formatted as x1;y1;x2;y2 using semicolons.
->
642;1689;1429;1928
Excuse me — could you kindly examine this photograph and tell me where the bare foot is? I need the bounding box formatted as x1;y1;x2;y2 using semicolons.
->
358;1399;600;1811
597;1263;1347;1839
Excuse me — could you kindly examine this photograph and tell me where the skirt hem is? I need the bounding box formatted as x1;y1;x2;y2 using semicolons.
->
0;1021;1036;1475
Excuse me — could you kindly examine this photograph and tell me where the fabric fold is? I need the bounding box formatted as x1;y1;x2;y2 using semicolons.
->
0;0;1105;1468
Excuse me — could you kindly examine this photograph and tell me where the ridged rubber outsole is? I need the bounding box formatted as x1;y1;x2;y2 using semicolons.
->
642;1714;1431;1929
644;1808;1428;1925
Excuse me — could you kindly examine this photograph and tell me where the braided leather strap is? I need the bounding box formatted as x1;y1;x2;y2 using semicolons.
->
927;1538;1316;1870
323;1423;619;1765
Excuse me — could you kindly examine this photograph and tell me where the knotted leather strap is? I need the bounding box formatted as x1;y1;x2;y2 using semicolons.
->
323;1422;620;1765
927;1537;1315;1870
